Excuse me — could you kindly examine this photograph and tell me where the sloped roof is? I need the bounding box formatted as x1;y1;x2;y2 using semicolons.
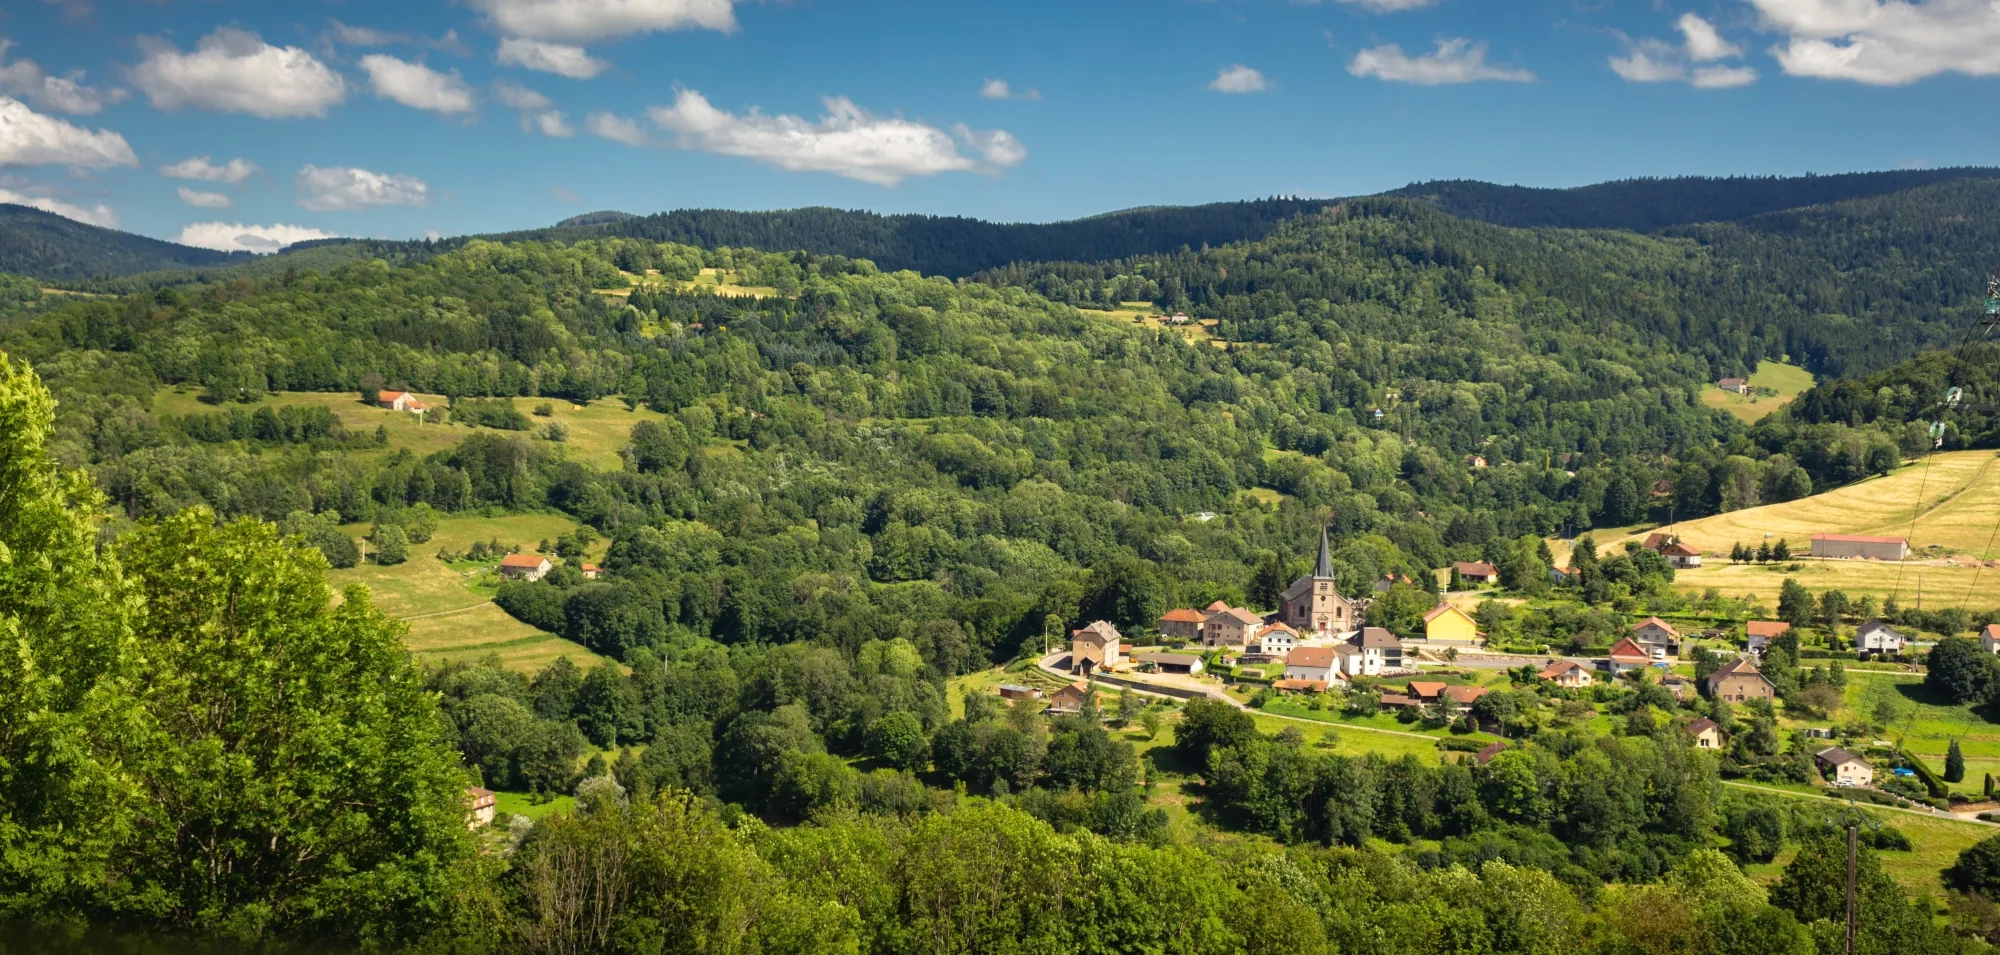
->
1072;621;1121;645
1205;600;1231;612
1686;717;1719;735
1986;624;2000;640
1707;657;1772;688
1815;747;1866;767
1425;604;1475;624
1635;617;1680;637
1352;626;1400;649
1747;621;1791;638
1210;607;1263;627
1407;681;1447;699
1453;561;1498;576
1443;685;1489;704
1160;608;1205;623
1474;742;1507;765
1286;647;1336;668
1663;543;1702;557
1539;660;1587;679
500;553;549;568
1607;637;1650;661
1813;534;1907;544
1261;621;1299;635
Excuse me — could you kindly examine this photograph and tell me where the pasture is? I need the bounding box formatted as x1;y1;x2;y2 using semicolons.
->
152;387;664;471
1078;301;1223;348
1699;361;1816;424
329;512;608;674
1667;559;1998;613
1842;671;2000;798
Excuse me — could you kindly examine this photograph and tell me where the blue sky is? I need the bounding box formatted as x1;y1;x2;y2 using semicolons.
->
1;0;1996;252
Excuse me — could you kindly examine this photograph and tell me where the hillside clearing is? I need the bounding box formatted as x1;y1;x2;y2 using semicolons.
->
1699;360;1816;423
1078;301;1223;348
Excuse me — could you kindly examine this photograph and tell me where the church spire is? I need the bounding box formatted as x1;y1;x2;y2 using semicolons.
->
1315;525;1334;579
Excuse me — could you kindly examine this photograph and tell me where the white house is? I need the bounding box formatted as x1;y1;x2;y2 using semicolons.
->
1662;542;1703;569
1983;623;2000;654
1633;617;1680;654
1816;747;1874;788
498;554;553;581
1250;623;1298;657
377;390;429;413
1855;619;1908;656
1284;646;1337;684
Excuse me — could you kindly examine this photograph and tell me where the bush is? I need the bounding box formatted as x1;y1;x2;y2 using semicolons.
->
1436;737;1486;752
371;523;409;565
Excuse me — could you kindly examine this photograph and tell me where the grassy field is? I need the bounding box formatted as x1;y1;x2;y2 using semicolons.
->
1734;784;1991;899
329;513;608;674
152;387;665;472
597;267;780;300
1699;361;1816;424
1841;671;2000;797
495;791;576;822
1668;559;1998;613
1078;301;1224;348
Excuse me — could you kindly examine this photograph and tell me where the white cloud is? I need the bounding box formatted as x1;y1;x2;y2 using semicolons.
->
1693;64;1760;87
979;78;1041;101
587;111;650;146
645;90;1025;186
0;187;116;227
468;0;739;44
130;28;347;118
1678;13;1742;61
531;111;575;136
496;38;610;79
295;165;430;211
1209;64;1269;93
327;20;400;47
1748;0;2000;84
177;186;232;209
1610;14;1757;88
0;96;137;168
0;39;124;115
360;55;476;115
1348;38;1536;84
552;186;581;203
161;156;261;185
175;221;339;254
1319;0;1438;9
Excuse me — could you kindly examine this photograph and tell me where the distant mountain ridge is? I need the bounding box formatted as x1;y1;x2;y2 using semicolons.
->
7;167;2000;284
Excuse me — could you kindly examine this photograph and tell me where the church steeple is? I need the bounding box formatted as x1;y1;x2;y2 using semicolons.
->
1315;525;1334;579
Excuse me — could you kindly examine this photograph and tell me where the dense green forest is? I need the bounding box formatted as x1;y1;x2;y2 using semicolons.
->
0;204;249;280
1385;167;2000;232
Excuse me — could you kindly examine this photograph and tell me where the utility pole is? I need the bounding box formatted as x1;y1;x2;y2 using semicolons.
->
1846;822;1858;955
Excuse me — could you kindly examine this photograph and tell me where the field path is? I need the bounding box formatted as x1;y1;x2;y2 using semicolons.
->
403;601;495;621
1723;780;1999;829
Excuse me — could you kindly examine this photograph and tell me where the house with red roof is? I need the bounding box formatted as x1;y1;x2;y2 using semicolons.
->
1603;637;1653;673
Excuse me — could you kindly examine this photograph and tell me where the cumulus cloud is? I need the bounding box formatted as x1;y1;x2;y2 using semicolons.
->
0;41;125;115
531;111;575;136
0;186;116;226
130;28;347;118
175;221;339;254
587;111;649;146
496;38;610;79
978;78;1041;101
161;156;261;185
326;20;470;56
360;55;476;115
295;165;430;211
468;0;739;44
644;90;1025;186
1610;14;1757;87
1209;64;1269;93
177;186;231;209
494;81;572;135
1748;0;2000;84
1348;37;1536;84
0;96;137;168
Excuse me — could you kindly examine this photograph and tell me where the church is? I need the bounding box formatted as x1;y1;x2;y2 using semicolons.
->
1278;527;1355;636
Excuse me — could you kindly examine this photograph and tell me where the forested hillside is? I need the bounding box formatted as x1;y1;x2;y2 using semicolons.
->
0;204;249;280
1387;167;2000;232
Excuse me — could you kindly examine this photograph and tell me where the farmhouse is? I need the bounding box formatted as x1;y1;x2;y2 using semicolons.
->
1815;747;1874;788
1453;561;1499;585
1070;621;1124;674
1133;652;1204;675
1717;377;1750;394
1284;646;1337;684
1633;617;1680;655
1278;528;1357;635
1707;657;1776;702
1811;534;1909;561
1640;533;1675;551
1604;638;1653;673
1686;717;1722;750
1250;622;1298;657
498;554;552;582
997;684;1042;701
1202;607;1264;648
1662;542;1703;569
1539;659;1593;689
1423;604;1482;645
466;786;497;829
1047;681;1093;714
579;562;601;580
1855;620;1908;656
1984;623;2000;654
1746;620;1790;653
1158;607;1206;641
377;390;429;413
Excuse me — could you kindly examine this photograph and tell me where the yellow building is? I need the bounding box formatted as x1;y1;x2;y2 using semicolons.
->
1422;604;1482;645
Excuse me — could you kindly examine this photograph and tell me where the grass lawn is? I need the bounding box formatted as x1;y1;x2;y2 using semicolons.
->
1731;781;1992;900
1842;671;2000;796
329;513;608;674
1699;361;1816;424
151;387;666;472
494;791;576;822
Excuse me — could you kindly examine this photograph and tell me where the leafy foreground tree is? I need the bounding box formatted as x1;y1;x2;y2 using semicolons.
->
1772;827;1962;955
0;352;477;946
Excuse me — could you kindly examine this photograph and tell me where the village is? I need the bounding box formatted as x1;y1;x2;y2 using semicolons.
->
989;527;1975;803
